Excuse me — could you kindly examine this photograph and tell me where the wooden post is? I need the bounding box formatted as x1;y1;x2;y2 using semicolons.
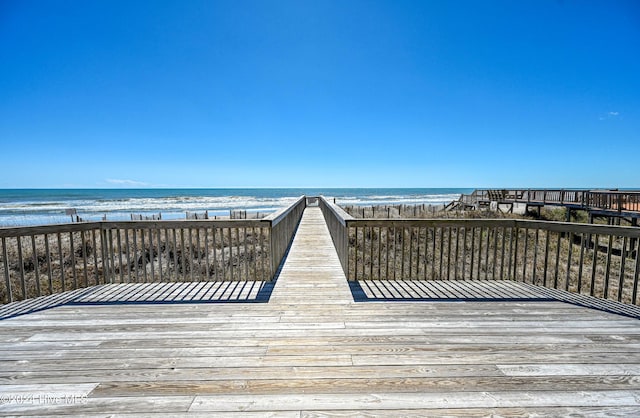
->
66;208;77;223
618;193;623;213
2;237;12;303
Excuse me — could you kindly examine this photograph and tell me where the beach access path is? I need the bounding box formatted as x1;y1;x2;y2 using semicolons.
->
1;207;640;416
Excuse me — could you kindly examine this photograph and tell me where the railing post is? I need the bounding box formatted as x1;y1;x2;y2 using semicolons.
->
344;224;349;281
99;227;106;285
269;224;276;280
100;226;111;284
511;223;519;281
618;193;623;213
2;237;12;303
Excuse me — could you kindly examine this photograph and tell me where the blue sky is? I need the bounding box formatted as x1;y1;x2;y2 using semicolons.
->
1;0;638;188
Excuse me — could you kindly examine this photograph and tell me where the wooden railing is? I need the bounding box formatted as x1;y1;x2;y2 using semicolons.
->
0;197;305;304
472;189;640;214
320;197;640;306
319;196;354;278
586;191;640;213
264;196;306;276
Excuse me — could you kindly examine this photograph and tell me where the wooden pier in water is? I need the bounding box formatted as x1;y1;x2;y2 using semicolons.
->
1;206;640;415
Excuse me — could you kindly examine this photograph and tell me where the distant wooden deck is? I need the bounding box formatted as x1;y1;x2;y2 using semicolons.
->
467;189;640;221
1;208;640;415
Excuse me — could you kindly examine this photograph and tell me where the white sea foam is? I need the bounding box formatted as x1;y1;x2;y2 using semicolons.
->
0;190;466;227
0;196;299;214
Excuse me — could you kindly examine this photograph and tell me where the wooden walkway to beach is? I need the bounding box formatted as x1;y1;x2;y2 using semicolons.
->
1;207;640;415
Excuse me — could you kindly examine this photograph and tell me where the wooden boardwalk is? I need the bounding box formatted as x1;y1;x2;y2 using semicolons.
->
463;188;640;221
1;207;640;416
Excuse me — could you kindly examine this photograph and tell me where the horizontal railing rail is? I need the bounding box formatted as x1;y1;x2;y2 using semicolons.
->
1;197;306;304
319;198;640;306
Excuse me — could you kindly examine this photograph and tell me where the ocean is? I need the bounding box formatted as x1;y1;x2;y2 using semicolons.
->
0;188;472;227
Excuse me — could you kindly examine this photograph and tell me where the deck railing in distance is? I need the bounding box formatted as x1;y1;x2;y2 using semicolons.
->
472;189;640;214
586;190;640;214
474;189;587;206
0;197;306;304
319;196;640;306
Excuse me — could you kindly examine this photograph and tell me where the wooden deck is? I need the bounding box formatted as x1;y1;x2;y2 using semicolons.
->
467;189;640;220
1;207;640;416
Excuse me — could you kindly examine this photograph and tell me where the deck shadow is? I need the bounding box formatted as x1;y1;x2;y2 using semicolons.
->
519;282;640;320
0;280;276;320
349;279;555;303
349;279;640;319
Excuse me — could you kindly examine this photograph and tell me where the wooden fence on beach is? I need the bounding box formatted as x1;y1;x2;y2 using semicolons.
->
342;204;443;219
320;197;640;306
0;197;305;304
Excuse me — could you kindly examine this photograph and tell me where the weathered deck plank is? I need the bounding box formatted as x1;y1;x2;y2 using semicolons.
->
0;207;639;415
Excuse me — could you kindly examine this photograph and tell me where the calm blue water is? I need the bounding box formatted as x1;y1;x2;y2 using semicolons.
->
0;188;472;226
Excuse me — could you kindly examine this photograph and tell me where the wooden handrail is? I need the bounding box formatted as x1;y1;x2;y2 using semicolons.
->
0;219;271;238
319;196;353;227
263;196;306;226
